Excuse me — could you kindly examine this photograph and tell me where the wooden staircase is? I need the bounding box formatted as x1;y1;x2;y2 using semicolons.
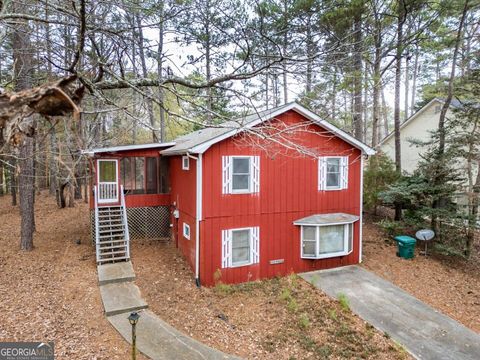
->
94;186;130;264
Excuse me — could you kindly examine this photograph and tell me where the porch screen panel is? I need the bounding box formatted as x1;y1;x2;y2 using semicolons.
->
134;157;145;194
146;157;158;194
121;158;135;192
159;157;170;193
99;161;116;182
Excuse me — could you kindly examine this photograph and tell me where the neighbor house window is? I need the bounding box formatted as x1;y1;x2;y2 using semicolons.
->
222;156;260;194
318;156;348;190
221;227;260;268
121;156;169;194
183;222;190;240
182;156;190;170
300;223;353;259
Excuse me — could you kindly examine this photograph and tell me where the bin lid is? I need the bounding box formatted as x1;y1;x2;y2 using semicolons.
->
394;235;416;244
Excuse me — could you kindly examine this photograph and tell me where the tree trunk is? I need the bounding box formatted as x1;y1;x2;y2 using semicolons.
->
13;0;35;248
353;12;363;141
372;34;382;147
432;0;469;233
394;0;406;220
410;47;419;116
157;6;166;142
10;158;17;206
404;53;410;121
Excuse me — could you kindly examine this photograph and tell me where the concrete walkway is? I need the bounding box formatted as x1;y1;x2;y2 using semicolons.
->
300;266;480;360
98;261;236;359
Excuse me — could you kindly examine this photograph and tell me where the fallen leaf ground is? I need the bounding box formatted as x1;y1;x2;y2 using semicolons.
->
0;193;147;359
133;243;408;359
362;214;480;333
1;192;476;360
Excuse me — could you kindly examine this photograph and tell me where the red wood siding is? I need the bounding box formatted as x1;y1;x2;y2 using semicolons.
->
170;156;197;271
199;110;362;286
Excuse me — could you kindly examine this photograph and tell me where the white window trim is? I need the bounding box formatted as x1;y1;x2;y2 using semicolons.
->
222;226;260;268
319;156;348;191
222;155;260;195
183;222;191;240
182;156;190;170
231;156;251;194
300;222;355;260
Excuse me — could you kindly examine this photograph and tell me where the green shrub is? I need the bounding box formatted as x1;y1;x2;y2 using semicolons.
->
337;293;350;311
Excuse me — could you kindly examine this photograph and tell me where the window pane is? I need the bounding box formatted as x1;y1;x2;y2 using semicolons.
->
326;173;340;187
303;240;316;257
134;157;145;193
99;161;116;182
233;158;250;174
232;230;250;264
232;174;250;191
302;226;316;241
146;157;158;194
348;224;353;253
319;225;345;254
326;158;340;172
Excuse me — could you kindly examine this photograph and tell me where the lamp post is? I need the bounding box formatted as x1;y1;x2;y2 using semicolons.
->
128;312;140;360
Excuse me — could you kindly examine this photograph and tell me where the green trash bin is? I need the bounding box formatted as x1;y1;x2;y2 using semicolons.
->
394;235;416;259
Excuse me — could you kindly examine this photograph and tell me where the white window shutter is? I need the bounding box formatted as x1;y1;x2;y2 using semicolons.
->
222;230;232;268
222;156;232;194
318;157;326;190
251;227;260;264
250;156;260;193
341;156;349;189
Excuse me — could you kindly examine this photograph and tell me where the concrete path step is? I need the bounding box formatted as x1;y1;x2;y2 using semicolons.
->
98;262;136;285
108;310;237;360
99;282;148;316
301;266;480;360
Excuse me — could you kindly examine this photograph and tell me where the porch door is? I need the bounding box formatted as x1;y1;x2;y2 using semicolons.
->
97;159;119;204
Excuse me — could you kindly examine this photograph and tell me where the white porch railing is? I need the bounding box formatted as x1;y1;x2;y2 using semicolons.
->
120;185;130;260
93;186;101;263
98;182;118;203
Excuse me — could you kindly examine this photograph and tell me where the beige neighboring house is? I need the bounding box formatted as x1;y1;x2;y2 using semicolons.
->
379;98;458;173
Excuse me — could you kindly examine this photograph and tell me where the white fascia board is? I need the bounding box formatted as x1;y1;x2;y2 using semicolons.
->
86;142;176;155
379;98;443;146
189;103;375;156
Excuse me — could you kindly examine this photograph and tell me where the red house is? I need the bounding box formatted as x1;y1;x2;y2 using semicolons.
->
86;102;375;286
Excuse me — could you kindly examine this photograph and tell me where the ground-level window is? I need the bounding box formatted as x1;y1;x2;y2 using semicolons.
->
222;227;260;268
301;223;353;259
183;222;190;240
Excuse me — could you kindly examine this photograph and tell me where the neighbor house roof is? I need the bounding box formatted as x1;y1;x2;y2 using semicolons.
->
161;102;375;156
293;213;359;226
83;142;176;156
379;97;464;145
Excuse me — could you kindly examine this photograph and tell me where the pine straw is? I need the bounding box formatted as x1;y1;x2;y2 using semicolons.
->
133;240;409;359
0;193;148;360
361;215;480;333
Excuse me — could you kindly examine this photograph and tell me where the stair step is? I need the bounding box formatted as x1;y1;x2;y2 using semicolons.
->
100;245;127;251
98;220;123;224
100;249;128;257
98;238;127;245
99;228;124;234
99;235;124;240
98;256;130;264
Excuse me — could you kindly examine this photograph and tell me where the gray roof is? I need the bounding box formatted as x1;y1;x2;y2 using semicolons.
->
293;213;359;225
161;103;293;156
83;142;176;155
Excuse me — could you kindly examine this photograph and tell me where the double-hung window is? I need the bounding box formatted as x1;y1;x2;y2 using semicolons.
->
318;156;349;190
183;222;190;240
222;156;260;194
221;227;260;268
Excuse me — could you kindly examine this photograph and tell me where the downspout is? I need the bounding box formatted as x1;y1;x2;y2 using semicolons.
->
187;152;202;287
359;154;365;263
